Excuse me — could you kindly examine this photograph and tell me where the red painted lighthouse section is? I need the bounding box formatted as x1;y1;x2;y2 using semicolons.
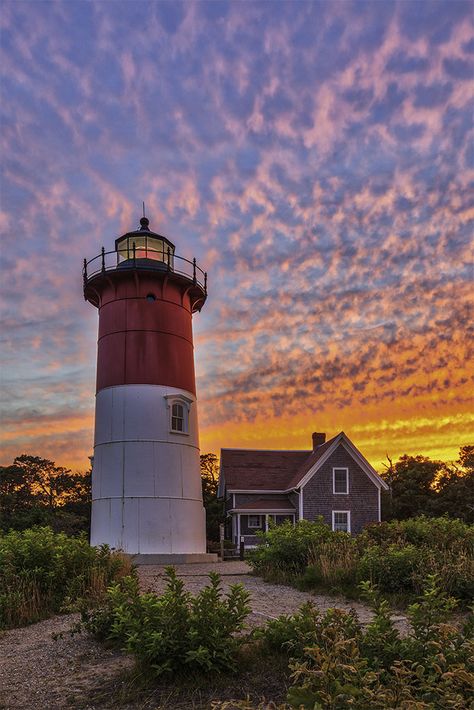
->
96;278;196;393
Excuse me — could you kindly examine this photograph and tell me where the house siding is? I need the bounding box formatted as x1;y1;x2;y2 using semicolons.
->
233;493;293;507
302;443;379;533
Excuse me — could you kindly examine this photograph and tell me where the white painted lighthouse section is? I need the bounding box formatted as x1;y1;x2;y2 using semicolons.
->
90;384;206;554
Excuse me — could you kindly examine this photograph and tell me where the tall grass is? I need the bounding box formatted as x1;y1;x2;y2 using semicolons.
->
0;526;133;629
304;535;360;592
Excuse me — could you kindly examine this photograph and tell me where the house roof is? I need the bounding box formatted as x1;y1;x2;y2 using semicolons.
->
230;496;296;512
286;434;339;489
220;449;310;491
219;432;389;494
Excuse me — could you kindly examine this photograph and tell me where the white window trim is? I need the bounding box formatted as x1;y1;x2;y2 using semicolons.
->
332;510;351;533
333;467;349;494
247;514;262;528
164;394;193;435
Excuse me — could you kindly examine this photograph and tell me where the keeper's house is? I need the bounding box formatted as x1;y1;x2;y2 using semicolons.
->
218;432;389;547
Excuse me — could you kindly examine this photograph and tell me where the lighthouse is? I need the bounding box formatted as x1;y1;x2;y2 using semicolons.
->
83;216;214;561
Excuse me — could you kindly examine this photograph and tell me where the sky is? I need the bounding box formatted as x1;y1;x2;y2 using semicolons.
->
1;0;473;473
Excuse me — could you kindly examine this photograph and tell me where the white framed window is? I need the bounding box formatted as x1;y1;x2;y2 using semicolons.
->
248;515;262;528
165;394;193;435
333;467;349;494
332;510;351;533
171;402;185;432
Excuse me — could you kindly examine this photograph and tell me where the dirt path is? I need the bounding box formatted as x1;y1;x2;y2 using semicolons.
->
0;562;408;709
138;561;408;629
0;613;133;710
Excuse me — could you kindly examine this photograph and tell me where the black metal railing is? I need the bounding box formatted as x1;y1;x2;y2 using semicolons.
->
83;245;207;293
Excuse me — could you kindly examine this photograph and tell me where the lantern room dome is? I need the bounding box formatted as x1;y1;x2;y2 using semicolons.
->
115;216;175;263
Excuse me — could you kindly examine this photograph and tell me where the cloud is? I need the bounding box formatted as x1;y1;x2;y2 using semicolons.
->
0;0;472;470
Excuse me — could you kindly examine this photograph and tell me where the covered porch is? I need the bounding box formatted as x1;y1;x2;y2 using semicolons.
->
228;497;296;548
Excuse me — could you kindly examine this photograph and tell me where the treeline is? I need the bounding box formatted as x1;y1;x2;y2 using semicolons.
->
381;445;473;523
0;455;91;535
0;447;472;537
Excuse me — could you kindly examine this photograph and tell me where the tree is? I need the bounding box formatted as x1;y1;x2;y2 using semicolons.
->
200;453;223;542
381;454;445;520
0;455;91;534
433;446;474;523
381;446;474;522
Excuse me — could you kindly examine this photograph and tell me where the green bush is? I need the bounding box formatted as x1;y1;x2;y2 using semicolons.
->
251;516;474;603
0;526;131;628
358;543;425;593
258;577;474;709
82;566;251;677
255;600;362;663
248;519;332;581
362;515;474;550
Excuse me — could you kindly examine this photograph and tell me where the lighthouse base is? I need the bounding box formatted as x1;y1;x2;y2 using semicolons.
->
131;552;218;565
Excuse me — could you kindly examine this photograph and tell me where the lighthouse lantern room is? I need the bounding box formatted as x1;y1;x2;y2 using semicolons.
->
83;216;213;561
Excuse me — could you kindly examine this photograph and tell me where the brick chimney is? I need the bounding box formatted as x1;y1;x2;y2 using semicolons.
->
312;432;326;450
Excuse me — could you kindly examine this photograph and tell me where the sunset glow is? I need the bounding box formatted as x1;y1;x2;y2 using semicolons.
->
1;1;472;472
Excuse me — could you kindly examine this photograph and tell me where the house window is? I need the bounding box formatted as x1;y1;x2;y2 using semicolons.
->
171;402;185;432
332;510;350;533
248;515;262;528
333;467;349;494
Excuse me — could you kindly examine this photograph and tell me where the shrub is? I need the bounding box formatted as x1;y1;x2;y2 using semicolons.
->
358;539;473;601
252;516;474;603
283;578;474;709
255;601;362;663
248;519;332;581
358;543;425;593
82;567;251;677
362;515;474;550
0;526;131;628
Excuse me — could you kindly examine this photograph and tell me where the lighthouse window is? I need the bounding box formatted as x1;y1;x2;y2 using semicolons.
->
171;403;185;432
146;293;156;301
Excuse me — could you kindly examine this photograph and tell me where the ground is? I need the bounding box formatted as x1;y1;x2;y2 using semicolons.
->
0;561;408;710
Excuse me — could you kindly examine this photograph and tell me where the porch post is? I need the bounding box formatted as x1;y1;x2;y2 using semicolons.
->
237;513;241;543
265;514;269;532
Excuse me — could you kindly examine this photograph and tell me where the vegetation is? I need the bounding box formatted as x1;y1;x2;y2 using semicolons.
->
0;455;91;535
200;452;224;542
382;445;474;523
81;566;250;676
250;516;474;603
256;577;474;709
0;526;131;629
0;451;225;541
76;573;473;709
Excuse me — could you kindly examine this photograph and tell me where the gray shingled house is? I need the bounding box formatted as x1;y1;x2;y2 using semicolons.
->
218;432;389;547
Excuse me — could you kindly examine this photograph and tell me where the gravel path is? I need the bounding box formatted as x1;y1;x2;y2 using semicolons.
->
138;561;398;628
0;561;408;709
0;613;133;709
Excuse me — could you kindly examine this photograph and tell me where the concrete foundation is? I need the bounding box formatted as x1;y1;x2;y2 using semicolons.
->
131;552;218;565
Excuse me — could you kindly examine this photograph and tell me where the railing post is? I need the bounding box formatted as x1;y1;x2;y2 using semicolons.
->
193;257;196;285
167;246;171;271
133;241;136;267
204;272;207;294
101;247;105;273
83;258;88;282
